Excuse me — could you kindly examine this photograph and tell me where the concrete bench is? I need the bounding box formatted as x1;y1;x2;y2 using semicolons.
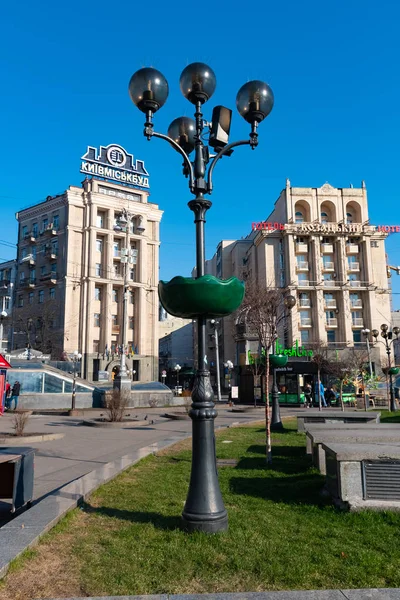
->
306;428;400;474
323;442;400;510
297;411;380;432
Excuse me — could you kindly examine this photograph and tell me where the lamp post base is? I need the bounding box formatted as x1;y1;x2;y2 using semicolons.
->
113;375;132;393
182;510;228;533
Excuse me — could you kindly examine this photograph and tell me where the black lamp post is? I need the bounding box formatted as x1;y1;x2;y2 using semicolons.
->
371;325;400;412
270;295;296;430
128;63;274;533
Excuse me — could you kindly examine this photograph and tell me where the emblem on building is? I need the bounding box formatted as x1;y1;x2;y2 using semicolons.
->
80;144;150;189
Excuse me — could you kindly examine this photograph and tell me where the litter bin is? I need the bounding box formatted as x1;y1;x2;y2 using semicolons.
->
0;447;34;513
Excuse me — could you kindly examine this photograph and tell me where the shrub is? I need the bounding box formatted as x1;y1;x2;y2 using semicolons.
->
12;410;31;437
105;389;129;422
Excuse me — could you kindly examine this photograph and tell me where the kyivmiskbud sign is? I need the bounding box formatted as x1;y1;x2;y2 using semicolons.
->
80;144;150;189
251;221;400;234
248;341;313;365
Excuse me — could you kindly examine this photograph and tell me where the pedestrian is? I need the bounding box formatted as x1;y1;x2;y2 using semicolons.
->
326;386;336;407
4;381;11;411
10;381;21;410
304;383;312;408
320;381;327;408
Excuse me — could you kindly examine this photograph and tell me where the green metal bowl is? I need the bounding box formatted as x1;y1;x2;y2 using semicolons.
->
269;354;289;367
388;367;400;376
158;275;245;318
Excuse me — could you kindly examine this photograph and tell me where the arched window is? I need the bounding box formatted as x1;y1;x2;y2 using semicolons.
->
321;212;328;224
346;212;353;224
295;211;304;224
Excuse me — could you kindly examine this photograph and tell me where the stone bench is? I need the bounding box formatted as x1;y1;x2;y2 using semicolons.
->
297;411;380;432
323;442;400;510
306;427;400;474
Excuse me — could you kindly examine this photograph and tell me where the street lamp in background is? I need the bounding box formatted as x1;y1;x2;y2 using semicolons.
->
362;329;374;377
271;295;296;431
174;364;182;389
210;320;222;403
0;311;7;354
129;62;274;533
71;350;82;413
224;360;234;399
372;325;400;412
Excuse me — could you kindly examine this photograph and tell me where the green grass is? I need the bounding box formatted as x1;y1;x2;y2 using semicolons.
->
377;410;400;423
5;419;400;597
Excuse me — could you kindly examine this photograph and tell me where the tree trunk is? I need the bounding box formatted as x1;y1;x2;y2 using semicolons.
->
265;355;272;464
340;380;344;412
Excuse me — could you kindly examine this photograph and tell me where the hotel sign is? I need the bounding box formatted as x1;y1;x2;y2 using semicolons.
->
80;144;150;189
252;221;400;234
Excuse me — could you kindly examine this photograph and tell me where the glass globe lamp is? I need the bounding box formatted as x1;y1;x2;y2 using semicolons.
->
236;80;274;124
179;63;216;105
167;117;196;154
128;67;169;113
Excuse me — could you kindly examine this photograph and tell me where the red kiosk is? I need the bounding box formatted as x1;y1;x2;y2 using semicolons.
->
0;354;12;415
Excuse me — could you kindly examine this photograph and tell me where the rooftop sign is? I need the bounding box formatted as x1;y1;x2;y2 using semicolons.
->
252;221;400;234
80;144;149;189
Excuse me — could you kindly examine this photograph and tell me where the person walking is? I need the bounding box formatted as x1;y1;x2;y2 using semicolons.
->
10;381;21;410
304;383;312;408
4;381;11;412
326;386;336;407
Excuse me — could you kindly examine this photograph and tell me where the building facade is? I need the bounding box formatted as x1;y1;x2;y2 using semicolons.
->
206;181;392;396
14;176;162;382
159;312;194;387
0;260;17;352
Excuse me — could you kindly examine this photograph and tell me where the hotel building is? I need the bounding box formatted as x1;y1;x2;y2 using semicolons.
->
13;171;162;382
205;181;391;395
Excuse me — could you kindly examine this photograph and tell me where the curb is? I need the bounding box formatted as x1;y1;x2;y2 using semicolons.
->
38;590;400;599
0;433;65;444
0;417;269;580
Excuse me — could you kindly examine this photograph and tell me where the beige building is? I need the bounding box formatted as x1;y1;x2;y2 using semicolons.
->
14;174;162;382
206;181;392;383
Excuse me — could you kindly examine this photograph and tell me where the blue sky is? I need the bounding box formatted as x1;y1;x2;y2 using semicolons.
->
1;0;400;307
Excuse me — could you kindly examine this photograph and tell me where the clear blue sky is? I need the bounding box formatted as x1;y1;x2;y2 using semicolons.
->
1;0;400;307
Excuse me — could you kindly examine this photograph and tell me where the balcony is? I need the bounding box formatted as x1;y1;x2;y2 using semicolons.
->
40;273;57;284
40;224;58;237
295;243;308;254
299;318;312;327
347;262;360;272
352;318;364;328
23;232;37;243
322;262;334;271
22;278;36;288
321;243;334;254
45;250;58;261
20;254;36;266
299;298;311;308
326;318;338;328
324;299;337;309
323;279;337;287
350;299;362;308
346;244;359;254
296;261;308;272
112;325;120;334
348;280;361;287
297;279;310;287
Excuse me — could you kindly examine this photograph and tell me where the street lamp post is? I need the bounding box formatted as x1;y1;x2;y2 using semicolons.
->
129;63;273;533
0;311;7;354
372;325;400;412
114;209;136;393
270;295;296;431
210;319;222;403
71;350;82;412
174;363;182;389
362;328;373;410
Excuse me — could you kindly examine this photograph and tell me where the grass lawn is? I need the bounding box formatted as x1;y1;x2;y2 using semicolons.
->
2;419;400;599
378;410;400;424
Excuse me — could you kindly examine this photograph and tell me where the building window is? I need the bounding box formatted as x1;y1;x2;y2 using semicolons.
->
112;289;118;303
346;212;353;224
4;297;10;310
95;287;101;301
112;314;118;326
113;242;120;257
96;239;103;253
93;340;100;353
18;296;23;308
21;247;27;259
32;246;37;260
39;290;44;304
300;330;309;344
327;330;336;343
298;273;308;285
42;217;49;231
321;212;329;224
49;287;55;299
95;263;102;277
300;311;310;326
22;225;28;238
295;211;304;224
96;213;104;228
51;240;58;255
19;272;25;282
53;215;59;230
32;223;38;237
129;268;135;281
94;313;100;327
113;264;120;277
371;241;379;248
28;293;34;305
41;265;46;276
129;290;135;304
353;330;361;343
129;317;134;329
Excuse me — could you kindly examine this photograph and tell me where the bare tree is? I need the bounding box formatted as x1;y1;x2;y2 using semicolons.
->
308;341;330;411
13;299;65;358
238;278;295;464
